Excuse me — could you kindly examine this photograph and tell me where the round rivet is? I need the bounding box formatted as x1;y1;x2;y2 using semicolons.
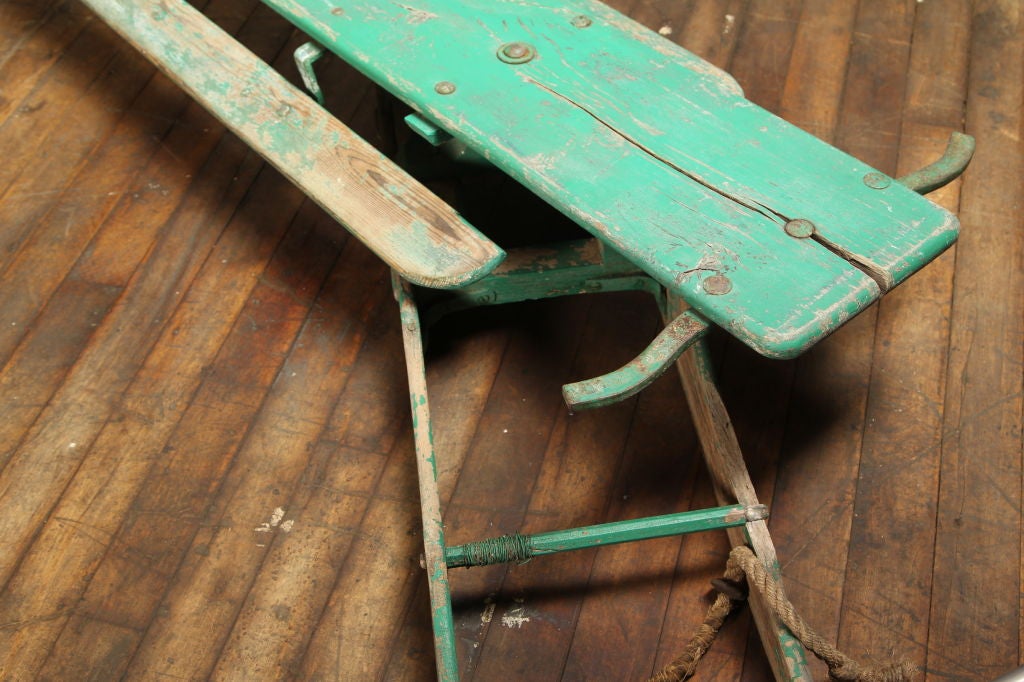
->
330;7;344;15
784;219;816;239
571;15;592;28
497;42;536;64
434;81;457;95
702;274;733;296
863;172;891;189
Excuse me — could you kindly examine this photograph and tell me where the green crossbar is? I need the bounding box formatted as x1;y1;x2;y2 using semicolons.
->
445;504;768;568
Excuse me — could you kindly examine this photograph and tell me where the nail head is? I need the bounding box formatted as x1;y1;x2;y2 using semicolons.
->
571;15;592;28
702;274;733;295
784;219;816;239
863;172;891;189
434;81;456;95
498;42;536;64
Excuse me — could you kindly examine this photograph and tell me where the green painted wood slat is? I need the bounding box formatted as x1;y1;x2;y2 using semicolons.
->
263;0;960;358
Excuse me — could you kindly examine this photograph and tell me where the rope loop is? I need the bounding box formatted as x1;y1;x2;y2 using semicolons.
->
647;546;918;682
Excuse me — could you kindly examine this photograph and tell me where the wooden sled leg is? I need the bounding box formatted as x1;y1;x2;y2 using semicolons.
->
393;273;459;682
667;299;812;682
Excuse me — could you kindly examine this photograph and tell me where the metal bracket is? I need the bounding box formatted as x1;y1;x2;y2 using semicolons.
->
405;112;453;146
294;41;326;105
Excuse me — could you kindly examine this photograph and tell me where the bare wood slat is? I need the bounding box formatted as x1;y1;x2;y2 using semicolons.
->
80;0;504;289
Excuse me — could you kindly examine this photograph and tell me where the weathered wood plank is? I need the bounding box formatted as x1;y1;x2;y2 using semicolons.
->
0;128;264;586
296;318;508;680
1;3;1018;681
927;1;1023;678
116;228;367;681
0;46;240;474
457;293;659;681
0;1;92;126
80;0;504;288
0;7;294;675
838;0;968;677
32;173;327;680
747;2;863;680
0;278;119;472
0;25;159;275
0;144;273;677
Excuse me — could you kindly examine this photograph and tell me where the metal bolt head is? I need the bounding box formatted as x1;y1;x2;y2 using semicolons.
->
863;172;891;189
434;81;456;95
571;15;593;28
497;42;536;64
784;218;816;239
702;274;733;296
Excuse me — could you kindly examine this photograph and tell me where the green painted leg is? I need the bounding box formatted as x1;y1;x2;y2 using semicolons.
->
393;273;459;682
666;293;812;682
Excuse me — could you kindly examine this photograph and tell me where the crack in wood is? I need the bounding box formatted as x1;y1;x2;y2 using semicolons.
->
523;76;787;225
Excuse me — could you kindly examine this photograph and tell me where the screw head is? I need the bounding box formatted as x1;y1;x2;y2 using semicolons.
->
571;15;592;28
497;42;536;64
330;7;344;15
784;219;816;239
434;81;456;95
863;172;891;189
702;274;733;296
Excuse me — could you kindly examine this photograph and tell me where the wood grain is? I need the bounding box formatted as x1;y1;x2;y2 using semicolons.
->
0;2;1017;681
837;0;968;676
928;1;1023;678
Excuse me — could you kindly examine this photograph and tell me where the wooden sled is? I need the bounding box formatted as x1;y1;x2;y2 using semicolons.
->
79;0;974;679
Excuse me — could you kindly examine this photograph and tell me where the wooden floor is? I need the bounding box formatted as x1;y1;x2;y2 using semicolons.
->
0;0;1021;680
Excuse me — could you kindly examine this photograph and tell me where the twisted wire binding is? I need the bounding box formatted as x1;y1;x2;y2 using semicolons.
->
463;533;533;566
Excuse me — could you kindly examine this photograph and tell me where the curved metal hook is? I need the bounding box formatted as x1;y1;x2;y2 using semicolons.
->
562;310;709;411
897;131;975;195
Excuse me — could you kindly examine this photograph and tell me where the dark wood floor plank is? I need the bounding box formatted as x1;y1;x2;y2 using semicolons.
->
0;1;91;124
0;278;120;472
34;167;330;678
416;296;592;679
927;2;1024;679
0;77;232;473
837;0;969;677
295;319;509;680
0;143;262;678
746;2;862;680
206;250;395;678
446;293;660;682
0;2;239;364
0;13;161;267
829;0;919;669
561;361;701;681
0;7;310;674
113;217;357;680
